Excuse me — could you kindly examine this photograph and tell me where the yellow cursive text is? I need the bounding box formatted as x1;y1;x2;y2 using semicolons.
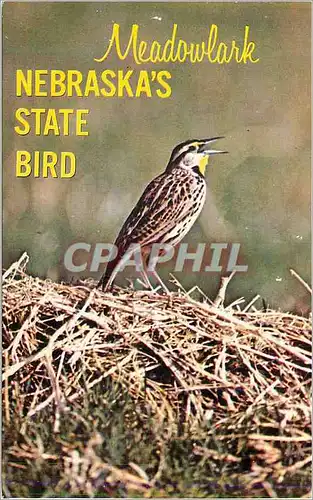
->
95;23;259;65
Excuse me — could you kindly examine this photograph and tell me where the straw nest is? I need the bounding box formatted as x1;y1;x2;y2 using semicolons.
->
2;253;312;497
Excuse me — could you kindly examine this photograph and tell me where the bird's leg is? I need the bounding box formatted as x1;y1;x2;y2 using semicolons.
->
145;249;170;294
151;269;170;294
139;268;154;290
147;263;170;294
136;250;161;292
136;250;154;290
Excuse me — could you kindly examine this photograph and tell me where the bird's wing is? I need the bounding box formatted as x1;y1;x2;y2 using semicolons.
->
114;171;193;253
99;170;200;289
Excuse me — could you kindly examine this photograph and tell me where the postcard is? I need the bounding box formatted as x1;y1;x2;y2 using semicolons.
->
3;2;311;497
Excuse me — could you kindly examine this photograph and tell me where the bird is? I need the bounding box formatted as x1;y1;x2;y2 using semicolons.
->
98;137;227;291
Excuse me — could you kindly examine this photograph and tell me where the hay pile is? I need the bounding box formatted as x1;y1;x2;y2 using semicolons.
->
2;254;312;498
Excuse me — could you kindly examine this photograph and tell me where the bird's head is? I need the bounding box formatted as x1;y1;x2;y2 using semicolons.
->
166;137;227;176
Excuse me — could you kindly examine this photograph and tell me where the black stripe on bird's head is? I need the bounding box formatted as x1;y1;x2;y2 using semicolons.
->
166;137;227;176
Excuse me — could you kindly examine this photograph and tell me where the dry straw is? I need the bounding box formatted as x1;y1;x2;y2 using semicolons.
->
2;253;312;497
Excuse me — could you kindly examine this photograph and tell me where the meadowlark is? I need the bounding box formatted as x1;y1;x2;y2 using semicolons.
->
98;137;227;291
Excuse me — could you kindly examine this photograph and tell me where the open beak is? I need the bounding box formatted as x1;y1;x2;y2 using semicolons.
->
198;137;228;155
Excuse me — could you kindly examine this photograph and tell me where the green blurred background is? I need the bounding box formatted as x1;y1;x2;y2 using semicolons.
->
3;2;311;312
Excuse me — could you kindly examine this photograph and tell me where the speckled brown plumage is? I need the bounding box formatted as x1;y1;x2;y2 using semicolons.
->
98;137;226;290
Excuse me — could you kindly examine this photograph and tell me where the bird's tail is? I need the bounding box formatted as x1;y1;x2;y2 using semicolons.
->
97;258;117;291
97;246;125;291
